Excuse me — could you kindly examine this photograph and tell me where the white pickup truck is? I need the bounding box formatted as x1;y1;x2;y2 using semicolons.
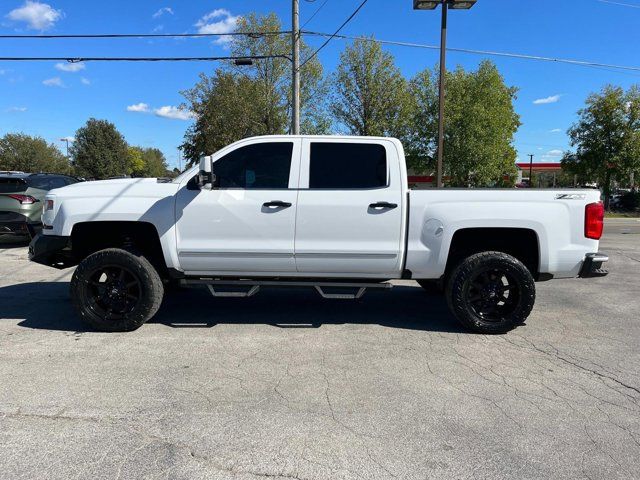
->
29;135;608;334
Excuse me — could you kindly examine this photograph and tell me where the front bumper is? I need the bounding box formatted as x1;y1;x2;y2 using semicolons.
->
578;252;609;278
28;234;75;269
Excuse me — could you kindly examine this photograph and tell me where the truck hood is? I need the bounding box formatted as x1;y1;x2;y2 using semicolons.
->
48;177;180;199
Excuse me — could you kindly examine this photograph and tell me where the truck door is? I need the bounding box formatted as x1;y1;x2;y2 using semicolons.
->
294;139;404;276
175;138;301;274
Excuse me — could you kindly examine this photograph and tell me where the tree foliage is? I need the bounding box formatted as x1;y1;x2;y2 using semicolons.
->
127;147;146;177
181;13;326;165
71;118;129;179
408;60;520;186
142;148;169;177
127;146;168;177
562;84;640;206
0;133;70;174
331;38;412;138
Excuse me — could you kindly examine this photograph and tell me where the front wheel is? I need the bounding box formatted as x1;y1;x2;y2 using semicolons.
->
445;251;535;334
70;248;164;332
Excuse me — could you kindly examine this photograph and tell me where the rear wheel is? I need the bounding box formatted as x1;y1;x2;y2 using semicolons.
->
445;251;535;334
70;248;164;331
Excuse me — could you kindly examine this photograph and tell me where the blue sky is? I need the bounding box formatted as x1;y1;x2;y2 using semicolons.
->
1;0;639;170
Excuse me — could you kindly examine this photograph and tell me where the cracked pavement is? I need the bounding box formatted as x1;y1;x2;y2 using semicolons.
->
1;218;639;479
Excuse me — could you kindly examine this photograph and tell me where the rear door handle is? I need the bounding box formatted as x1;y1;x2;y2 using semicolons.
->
263;200;292;208
369;202;398;209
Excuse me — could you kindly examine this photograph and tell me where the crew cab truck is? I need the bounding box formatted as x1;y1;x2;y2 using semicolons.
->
29;135;608;334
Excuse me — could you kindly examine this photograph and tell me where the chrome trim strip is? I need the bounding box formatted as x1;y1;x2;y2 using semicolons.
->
179;251;398;260
179;251;293;258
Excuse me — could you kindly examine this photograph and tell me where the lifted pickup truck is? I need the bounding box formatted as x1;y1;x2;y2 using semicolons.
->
29;135;607;333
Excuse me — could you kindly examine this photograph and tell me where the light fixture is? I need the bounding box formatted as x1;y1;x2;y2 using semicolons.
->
413;0;440;9
413;0;477;10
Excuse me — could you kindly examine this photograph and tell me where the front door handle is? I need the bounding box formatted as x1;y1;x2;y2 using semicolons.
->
369;202;398;209
263;200;292;208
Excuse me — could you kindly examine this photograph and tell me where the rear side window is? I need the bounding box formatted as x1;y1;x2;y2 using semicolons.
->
309;143;387;189
26;176;72;190
214;142;293;189
0;178;27;193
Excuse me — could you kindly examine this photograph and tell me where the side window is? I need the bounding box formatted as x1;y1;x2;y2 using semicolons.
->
213;142;293;189
309;143;387;189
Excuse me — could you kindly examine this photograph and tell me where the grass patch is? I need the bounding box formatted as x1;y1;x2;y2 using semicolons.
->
606;211;640;218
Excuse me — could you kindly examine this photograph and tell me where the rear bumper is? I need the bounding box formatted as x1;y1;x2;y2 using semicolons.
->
28;234;75;269
578;252;609;278
0;211;41;237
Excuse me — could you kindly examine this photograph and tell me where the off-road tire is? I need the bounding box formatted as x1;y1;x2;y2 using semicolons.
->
70;248;164;332
445;251;535;334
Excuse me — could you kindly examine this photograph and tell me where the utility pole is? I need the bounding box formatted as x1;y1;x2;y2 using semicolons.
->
435;2;448;188
528;154;534;188
292;0;300;135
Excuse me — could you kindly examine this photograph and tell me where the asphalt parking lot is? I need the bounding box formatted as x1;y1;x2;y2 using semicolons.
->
1;219;639;480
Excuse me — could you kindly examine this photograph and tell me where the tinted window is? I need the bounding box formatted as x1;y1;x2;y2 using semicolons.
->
213;143;293;189
0;178;27;193
309;143;387;189
27;176;74;190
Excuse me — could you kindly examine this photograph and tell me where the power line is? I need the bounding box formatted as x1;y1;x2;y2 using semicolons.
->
300;0;369;67
597;0;640;8
302;0;331;28
302;30;640;73
0;55;290;62
0;31;290;39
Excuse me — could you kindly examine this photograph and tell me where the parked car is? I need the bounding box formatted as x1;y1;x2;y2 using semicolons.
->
29;135;607;334
0;173;80;240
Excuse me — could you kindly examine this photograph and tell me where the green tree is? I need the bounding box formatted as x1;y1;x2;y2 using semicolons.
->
562;85;640;208
71;118;129;179
331;38;413;138
0;133;70;174
141;148;168;177
127;146;146;177
408;60;520;186
181;13;327;165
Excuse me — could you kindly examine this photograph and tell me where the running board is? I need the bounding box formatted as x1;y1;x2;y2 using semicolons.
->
181;279;393;300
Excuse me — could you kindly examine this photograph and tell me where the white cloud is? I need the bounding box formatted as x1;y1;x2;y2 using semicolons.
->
7;106;27;112
540;149;564;160
7;1;63;30
549;128;562;133
533;94;561;105
195;8;239;45
152;7;173;19
42;76;64;87
55;61;85;72
80;77;90;85
127;102;150;113
154;105;195;120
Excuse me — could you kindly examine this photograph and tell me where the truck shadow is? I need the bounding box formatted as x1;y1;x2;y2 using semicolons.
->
0;282;467;334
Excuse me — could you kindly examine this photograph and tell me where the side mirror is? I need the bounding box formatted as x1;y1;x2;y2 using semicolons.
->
197;155;216;190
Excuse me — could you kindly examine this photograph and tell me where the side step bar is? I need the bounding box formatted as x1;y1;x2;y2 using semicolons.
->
181;279;393;300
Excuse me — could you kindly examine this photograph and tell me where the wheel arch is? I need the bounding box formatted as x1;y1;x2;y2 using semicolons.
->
444;227;541;280
70;221;169;278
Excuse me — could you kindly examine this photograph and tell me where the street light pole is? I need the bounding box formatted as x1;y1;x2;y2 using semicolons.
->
412;0;476;188
436;3;448;188
528;154;534;188
292;0;301;135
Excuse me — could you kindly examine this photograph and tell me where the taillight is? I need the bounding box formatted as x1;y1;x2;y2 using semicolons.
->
45;199;54;211
585;201;604;240
6;194;39;205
